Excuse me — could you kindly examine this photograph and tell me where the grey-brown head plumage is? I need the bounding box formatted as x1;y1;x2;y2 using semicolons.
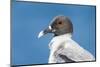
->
38;15;73;38
50;15;73;36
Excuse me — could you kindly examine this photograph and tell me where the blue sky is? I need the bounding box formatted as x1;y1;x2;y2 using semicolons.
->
12;1;96;65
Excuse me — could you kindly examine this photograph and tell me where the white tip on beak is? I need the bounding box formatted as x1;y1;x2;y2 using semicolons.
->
38;31;44;38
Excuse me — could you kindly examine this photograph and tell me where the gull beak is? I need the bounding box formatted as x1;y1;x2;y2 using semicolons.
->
38;26;52;38
38;31;44;38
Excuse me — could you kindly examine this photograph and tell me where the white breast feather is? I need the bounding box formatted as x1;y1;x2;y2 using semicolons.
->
48;34;95;63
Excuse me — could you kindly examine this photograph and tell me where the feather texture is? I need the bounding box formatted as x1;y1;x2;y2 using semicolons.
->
48;33;95;63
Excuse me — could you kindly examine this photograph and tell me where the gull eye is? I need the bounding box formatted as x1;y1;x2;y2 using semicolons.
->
58;21;62;24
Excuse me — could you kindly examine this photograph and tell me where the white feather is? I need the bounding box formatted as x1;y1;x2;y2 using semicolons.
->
48;33;95;63
49;25;52;30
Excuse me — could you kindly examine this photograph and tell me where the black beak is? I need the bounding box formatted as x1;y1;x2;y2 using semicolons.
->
38;26;53;38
